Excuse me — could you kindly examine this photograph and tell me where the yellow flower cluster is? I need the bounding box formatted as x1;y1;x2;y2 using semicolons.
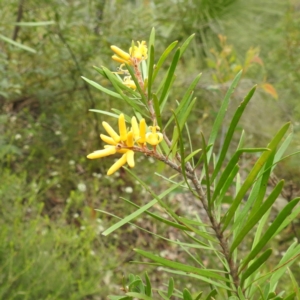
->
111;41;148;65
87;114;163;175
110;41;148;91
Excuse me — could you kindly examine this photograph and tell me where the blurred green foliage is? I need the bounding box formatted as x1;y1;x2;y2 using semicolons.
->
1;0;300;298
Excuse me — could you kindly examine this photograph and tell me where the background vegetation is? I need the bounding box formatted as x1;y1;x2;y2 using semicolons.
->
1;0;300;299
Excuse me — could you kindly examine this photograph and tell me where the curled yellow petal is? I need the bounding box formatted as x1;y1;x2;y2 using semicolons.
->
87;146;116;159
107;153;127;175
146;132;164;146
126;150;135;168
112;55;128;64
102;121;120;143
138;118;146;144
123;76;136;90
131;116;139;139
126;131;134;147
118;114;127;141
111;45;131;61
100;134;117;145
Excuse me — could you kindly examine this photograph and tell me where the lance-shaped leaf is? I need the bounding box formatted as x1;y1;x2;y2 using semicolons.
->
144;273;152;297
167;277;174;298
102;182;183;236
159;48;180;105
147;45;155;97
164;73;202;130
212;85;256;182
152;40;178;82
241;248;272;286
102;67;147;116
121;196;191;232
212;148;268;202
183;289;193;300
126;64;147;105
207;70;243;162
222;122;290;231
134;249;230;282
205;289;218;300
239;197;300;272
230;180;284;253
0;34;36;53
81;76;122;99
179;34;195;58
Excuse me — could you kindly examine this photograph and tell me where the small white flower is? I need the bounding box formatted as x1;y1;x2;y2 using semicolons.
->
23;145;29;150
124;186;133;193
15;134;22;140
50;171;59;177
80;226;86;231
73;213;79;218
55;130;61;135
69;160;75;165
77;182;87;192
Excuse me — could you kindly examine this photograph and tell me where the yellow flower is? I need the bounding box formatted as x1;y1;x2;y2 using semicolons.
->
138;118;147;145
123;76;136;90
107;153;128;176
118;113;127;141
146;126;164;146
111;45;131;64
102;121;120;143
111;41;148;65
87;114;138;175
131;116;139;139
129;41;148;60
87;146;116;159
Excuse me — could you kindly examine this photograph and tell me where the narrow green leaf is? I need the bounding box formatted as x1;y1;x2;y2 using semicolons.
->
241;249;272;286
145;273;152;297
212;148;268;202
126;292;152;300
89;109;119;119
222;122;290;231
205;289;217;300
212;85;256;182
0;34;36;53
121;196;191;231
134;249;230;282
162;268;232;291
239;197;300;272
102;182;182;236
125;64;148;105
216;164;239;208
185;149;202;163
201;133;211;209
167;277;174;298
179;33;195;58
178;98;197;131
164;73;202;130
152;40;178;82
147;44;155;97
230;180;284;253
82;76;122;99
183;288;193;300
12;21;55;26
102;67;147;116
159;48;180;105
195;291;203;300
207;70;243;161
